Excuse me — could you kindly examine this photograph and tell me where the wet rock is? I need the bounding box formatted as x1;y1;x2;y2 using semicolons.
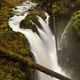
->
59;11;80;80
20;10;46;34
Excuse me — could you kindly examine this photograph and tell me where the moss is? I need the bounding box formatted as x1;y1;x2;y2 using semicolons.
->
0;22;12;37
71;11;80;37
0;32;31;56
0;58;24;80
65;11;80;38
0;31;34;80
59;11;80;79
52;4;60;13
0;0;34;79
0;6;13;37
20;10;46;34
0;5;45;80
63;11;80;49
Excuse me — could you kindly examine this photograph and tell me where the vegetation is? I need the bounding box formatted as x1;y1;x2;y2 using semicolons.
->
0;0;34;80
0;0;80;80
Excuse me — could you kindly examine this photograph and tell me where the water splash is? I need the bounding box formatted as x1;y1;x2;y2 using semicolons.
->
9;1;66;80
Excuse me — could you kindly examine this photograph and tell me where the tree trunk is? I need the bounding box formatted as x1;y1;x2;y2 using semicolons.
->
0;47;71;80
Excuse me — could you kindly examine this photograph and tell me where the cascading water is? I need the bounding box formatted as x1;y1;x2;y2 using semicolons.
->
60;19;73;49
9;1;65;80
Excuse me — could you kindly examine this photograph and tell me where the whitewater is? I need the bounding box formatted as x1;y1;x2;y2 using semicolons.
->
9;1;65;80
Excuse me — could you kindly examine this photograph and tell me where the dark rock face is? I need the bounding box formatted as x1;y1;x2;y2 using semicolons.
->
59;11;80;80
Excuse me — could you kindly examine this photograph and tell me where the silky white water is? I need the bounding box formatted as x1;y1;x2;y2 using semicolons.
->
9;1;65;80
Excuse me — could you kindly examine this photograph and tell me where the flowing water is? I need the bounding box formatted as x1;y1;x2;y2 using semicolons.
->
60;19;72;49
9;1;65;80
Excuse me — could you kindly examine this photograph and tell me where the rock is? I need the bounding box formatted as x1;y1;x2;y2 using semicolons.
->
59;11;80;80
20;10;46;34
0;31;34;80
0;0;34;80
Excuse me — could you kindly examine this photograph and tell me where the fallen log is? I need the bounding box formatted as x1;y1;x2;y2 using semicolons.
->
0;47;71;80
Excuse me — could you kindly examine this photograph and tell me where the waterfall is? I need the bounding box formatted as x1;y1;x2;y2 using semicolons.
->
9;1;65;80
60;19;73;49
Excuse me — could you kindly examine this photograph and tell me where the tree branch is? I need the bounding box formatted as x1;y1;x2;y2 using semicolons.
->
0;47;71;80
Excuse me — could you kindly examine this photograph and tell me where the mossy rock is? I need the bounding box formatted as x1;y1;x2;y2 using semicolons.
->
0;31;34;80
59;11;80;80
0;6;14;37
0;58;25;80
20;10;46;34
0;22;13;37
0;0;35;79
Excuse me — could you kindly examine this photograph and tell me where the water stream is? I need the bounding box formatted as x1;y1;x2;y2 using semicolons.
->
9;1;65;80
